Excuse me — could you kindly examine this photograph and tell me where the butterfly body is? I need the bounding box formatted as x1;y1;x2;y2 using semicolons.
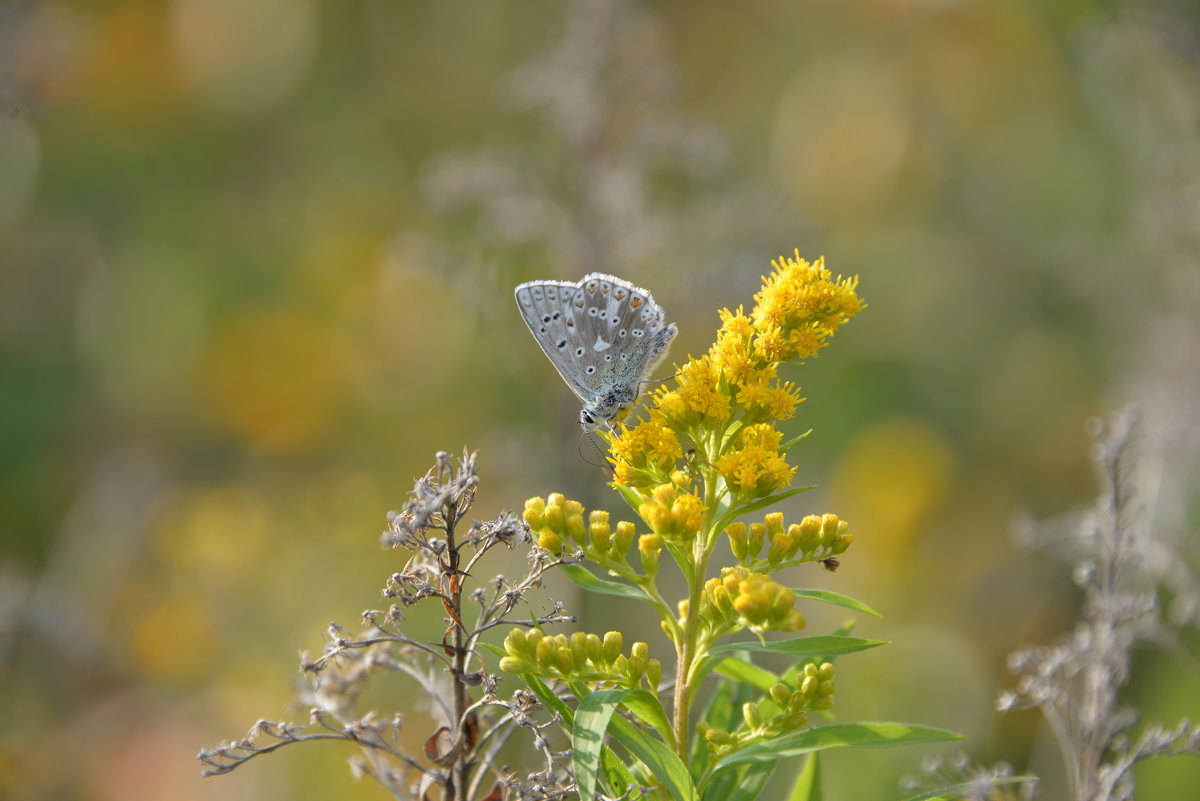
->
515;273;677;429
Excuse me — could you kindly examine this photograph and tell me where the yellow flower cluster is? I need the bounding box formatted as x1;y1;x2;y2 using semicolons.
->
712;424;796;500
524;494;636;558
499;628;661;690
700;566;805;633
725;512;853;568
751;252;863;362
607;252;862;503
638;483;707;543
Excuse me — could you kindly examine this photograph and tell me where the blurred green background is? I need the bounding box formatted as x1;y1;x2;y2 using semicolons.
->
2;1;1199;799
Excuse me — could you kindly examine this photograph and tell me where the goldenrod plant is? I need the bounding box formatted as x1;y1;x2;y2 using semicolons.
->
503;253;959;801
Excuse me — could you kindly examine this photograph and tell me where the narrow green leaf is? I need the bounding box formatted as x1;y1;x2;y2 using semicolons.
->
781;428;814;452
786;753;821;801
521;676;635;799
560;564;653;603
791;589;881;618
707;635;886;660
608;714;699;801
714;658;780;692
574;690;629;801
712;723;962;774
618;689;676;750
714;486;816;532
899;775;1037;801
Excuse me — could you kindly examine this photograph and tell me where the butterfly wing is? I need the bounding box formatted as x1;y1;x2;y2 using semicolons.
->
514;279;599;404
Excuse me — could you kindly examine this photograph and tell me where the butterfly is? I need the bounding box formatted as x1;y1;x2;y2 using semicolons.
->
515;273;677;429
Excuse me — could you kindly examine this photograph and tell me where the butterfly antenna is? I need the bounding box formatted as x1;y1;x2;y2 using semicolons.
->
577;429;613;476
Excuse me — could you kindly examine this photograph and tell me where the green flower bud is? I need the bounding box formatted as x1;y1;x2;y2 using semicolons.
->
800;675;818;697
504;628;528;656
703;727;733;745
499;656;535;673
555;646;575;674
586;633;603;664
817;662;835;681
725;522;749;563
770;683;791;707
628;642;648;678
747;523;766;560
817;680;836;697
571;632;590;666
646;658;662;690
768;532;790;563
742;702;762;729
535;639;554;666
612;654;630;678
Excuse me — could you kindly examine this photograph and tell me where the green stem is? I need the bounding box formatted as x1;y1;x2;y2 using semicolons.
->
671;457;722;760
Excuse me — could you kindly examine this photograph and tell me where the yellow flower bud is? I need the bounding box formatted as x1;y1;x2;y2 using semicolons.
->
544;504;564;535
564;499;584;517
817;680;836;697
523;497;546;529
800;675;818;697
817;662;835;681
602;631;623;663
798;515;822;552
566;513;586;543
638;533;663;554
628;642;648;678
589;520;611;552
768;532;791;563
538;530;562;553
770;683;791;707
611;654;630;677
652;483;676;506
819;513;841;547
639;502;671;533
589;510;610;526
546;492;565;506
764;512;785;537
535;639;554;665
614;521;636;554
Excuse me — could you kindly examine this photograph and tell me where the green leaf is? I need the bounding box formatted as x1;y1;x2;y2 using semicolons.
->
781;429;814;452
791;589;881;618
707;635;886;660
714;658;780;692
786;753;821;801
574;690;630;801
899;776;1037;801
524;676;635;797
560;564;654;603
712;723;962;775
619;689;676;750
714;486;816;532
608;714;699;801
